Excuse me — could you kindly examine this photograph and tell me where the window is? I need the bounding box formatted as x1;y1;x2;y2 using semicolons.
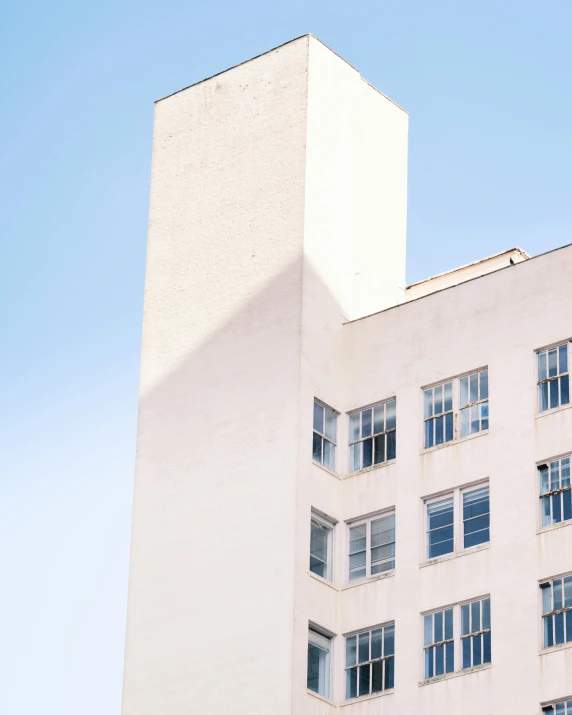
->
313;401;337;470
461;597;491;668
538;343;570;412
425;483;490;559
543;700;572;714
345;624;394;699
310;513;334;580
423;597;491;680
423;368;489;449
539;457;572;527
541;574;572;648
348;512;395;581
307;628;331;698
349;399;396;471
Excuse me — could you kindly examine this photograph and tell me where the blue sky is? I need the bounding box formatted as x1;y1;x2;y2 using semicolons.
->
1;0;571;712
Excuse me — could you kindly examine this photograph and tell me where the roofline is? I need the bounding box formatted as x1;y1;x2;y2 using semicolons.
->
154;34;407;113
345;242;572;326
406;247;529;290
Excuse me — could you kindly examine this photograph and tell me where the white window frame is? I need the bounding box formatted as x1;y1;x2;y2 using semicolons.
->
422;367;489;450
421;595;491;682
307;625;333;699
537;340;571;414
348;398;397;473
542;698;572;715
538;455;572;529
309;510;336;582
539;572;572;650
347;510;396;583
313;399;338;471
344;622;395;700
423;481;490;562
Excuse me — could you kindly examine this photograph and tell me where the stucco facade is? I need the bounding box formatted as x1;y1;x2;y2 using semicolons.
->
122;35;572;715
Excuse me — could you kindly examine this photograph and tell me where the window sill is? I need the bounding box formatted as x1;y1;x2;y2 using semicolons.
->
421;429;488;455
420;542;490;568
419;662;491;687
540;640;572;656
312;461;342;480
340;689;394;707
308;571;339;592
536;402;572;420
306;689;335;706
341;571;395;591
343;459;396;480
537;519;572;536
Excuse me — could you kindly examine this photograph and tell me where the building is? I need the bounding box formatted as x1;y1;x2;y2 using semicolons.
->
121;35;572;715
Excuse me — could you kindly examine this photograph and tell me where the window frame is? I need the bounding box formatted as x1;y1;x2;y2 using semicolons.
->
348;398;397;473
422;367;489;451
347;509;396;583
309;510;336;582
423;481;490;562
422;595;491;682
538;455;572;530
344;622;395;700
540;572;572;651
542;698;572;715
307;625;333;699
537;340;571;414
312;399;338;471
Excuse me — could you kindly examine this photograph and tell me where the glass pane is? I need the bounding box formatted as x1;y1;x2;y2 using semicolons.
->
434;385;443;415
384;624;395;656
371;660;383;693
483;630;491;663
373;434;385;465
428;528;454;558
435;643;444;676
445;608;453;640
445;411;454;441
562;458;571;488
425;647;434;678
387;430;396;460
349;552;366;569
482;598;491;630
460;376;469;407
349;525;366;552
461;603;470;635
312;433;322;462
553;493;562;523
481;401;489;430
445;640;454;673
346;667;357;699
386;399;396;430
307;642;321;693
424;614;433;646
538;351;547;381
324;408;336;442
463;487;489;519
472;634;482;666
425;419;434;448
551;461;561;491
460;406;469;437
307;638;329;697
361;409;372;438
554;579;563;610
358;632;369;663
540;382;549;412
373;405;384;434
435;415;444;445
542;496;552;527
480;369;488;399
550;378;560;409
566;609;572;643
349;567;366;581
541;584;552;615
371;629;382;659
560;343;568;374
544;615;554;648
563;489;572;522
555;612;565;644
323;439;335;470
350;443;360;472
539;465;549;495
362;438;373;468
313;402;324;432
549;348;558;377
471;600;481;632
428;498;454;528
358;663;370;697
384;656;395;689
565;576;572;608
556;705;566;715
462;636;471;668
424;388;433;418
470;373;479;403
470;404;480;434
444;382;453;411
434;610;443;642
346;636;357;666
561;374;570;405
350;412;360;442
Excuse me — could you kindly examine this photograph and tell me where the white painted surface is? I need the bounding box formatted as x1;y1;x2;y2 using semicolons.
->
123;34;571;715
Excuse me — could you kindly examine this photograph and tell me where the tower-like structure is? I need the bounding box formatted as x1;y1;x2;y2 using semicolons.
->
122;34;572;715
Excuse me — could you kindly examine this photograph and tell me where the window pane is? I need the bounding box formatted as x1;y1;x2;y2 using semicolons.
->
540;382;549;412
313;402;324;432
359;663;370;696
554;579;563;610
424;389;433;418
462;636;471;668
373;405;384;434
445;640;454;673
424;615;433;646
434;610;443;642
435;643;444;676
560;343;568;374
460;406;469;437
434;385;443;415
483;630;491;663
555;612;565;644
349;552;367;570
549;348;558;377
553;493;562;523
371;629;382;659
350;443;360;472
445;412;454;442
323;439;335;470
384;624;395;656
480;369;488;399
542;707;554;715
563;458;571;487
362;438;373;468
445;608;453;640
425;646;434;678
435;415;444;444
312;433;322;462
551;461;561;490
564;576;572;607
346;667;357;699
307;633;330;698
539;465;550;495
310;521;329;578
464;523;490;549
425;419;434;448
349;567;366;581
384;656;395;689
444;382;453;411
542;496;552;527
346;636;357;666
463;487;489;520
541;584;552;615
461;603;470;635
481;401;489;430
460;376;468;407
358;632;369;663
550;378;560;409
373;434;385;465
470;404;480;433
561;374;570;405
428;498;454;528
372;660;383;693
471;601;481;632
349;525;366;552
386;400;396;430
544;615;554;648
472;634;482;666
324;409;336;442
538;351;547;381
482;598;491;630
470;373;479;403
566;609;572;643
350;413;360;442
361;409;372;438
387;430;396;460
563;489;572;522
428;527;454;558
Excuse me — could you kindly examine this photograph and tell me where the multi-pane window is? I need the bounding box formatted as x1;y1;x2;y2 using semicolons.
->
461;597;491;669
459;369;489;437
423;597;492;680
541;575;572;648
345;624;395;699
425;484;490;559
543;700;572;714
313;400;337;470
349;512;395;581
423;369;489;449
307;628;331;698
538;343;570;412
349;399;396;471
310;514;333;581
539;457;572;527
424;608;454;678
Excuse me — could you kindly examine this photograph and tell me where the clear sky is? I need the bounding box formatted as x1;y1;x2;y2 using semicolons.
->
1;0;571;712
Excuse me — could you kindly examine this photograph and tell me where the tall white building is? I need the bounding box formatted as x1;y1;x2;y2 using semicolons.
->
121;35;572;715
